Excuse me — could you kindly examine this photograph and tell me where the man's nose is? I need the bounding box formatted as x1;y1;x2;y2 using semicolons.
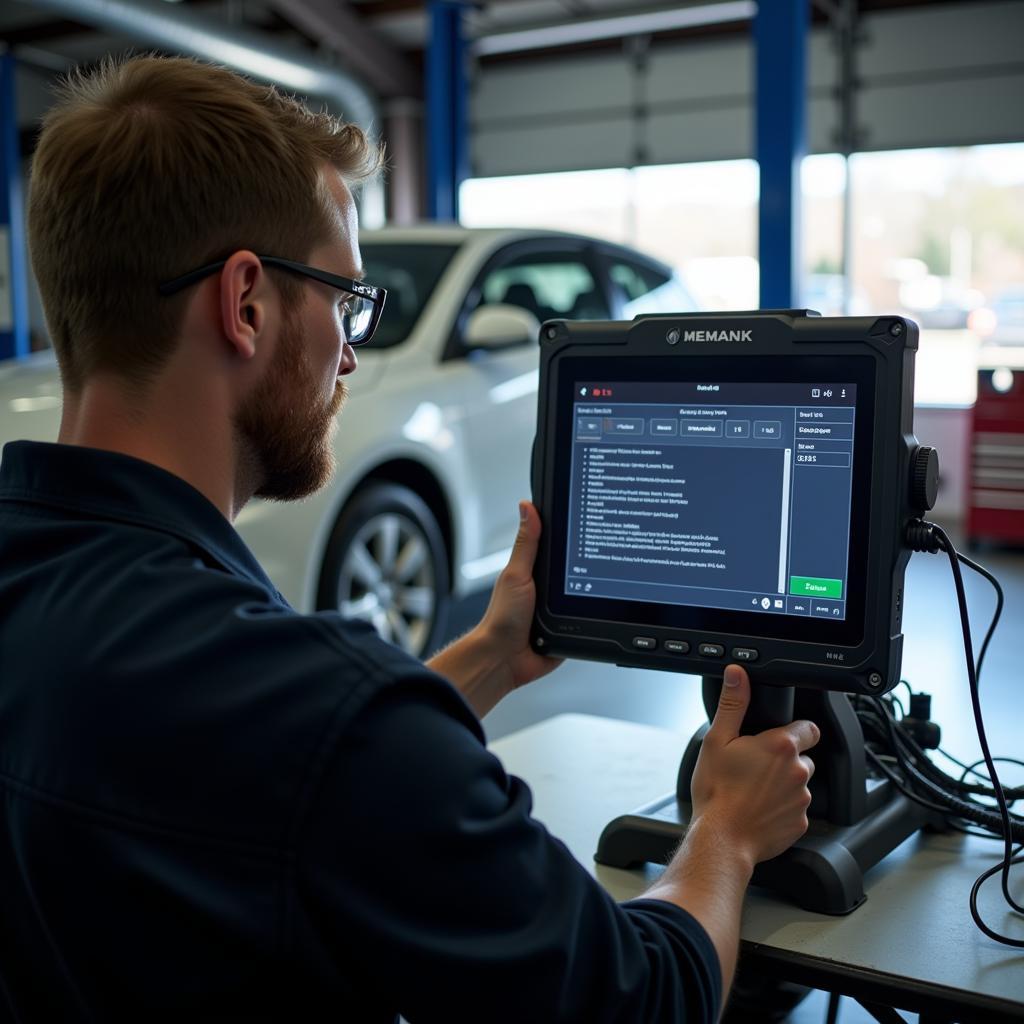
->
339;342;358;376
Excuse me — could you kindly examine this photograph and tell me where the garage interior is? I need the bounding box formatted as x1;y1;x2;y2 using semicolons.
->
1;2;1022;1021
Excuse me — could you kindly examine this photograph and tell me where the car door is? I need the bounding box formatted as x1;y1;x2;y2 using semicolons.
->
448;241;612;567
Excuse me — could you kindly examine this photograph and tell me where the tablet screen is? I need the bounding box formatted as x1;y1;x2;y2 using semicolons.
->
544;354;876;647
567;380;856;621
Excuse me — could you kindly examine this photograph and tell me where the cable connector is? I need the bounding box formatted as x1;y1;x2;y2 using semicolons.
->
909;691;931;720
903;690;942;749
905;519;944;553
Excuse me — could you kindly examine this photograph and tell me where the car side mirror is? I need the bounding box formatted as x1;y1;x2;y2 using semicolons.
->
464;304;541;351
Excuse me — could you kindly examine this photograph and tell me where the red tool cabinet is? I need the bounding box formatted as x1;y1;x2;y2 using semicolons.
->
966;350;1024;546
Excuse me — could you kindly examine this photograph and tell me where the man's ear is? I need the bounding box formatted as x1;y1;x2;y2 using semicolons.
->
219;251;266;360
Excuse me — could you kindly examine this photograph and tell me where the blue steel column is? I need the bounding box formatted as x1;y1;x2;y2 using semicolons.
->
755;0;808;309
426;1;468;221
0;52;30;360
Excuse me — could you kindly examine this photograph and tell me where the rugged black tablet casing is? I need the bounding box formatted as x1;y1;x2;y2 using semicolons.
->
529;311;920;696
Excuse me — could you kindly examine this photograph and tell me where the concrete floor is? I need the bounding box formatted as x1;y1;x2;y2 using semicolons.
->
443;521;1023;1024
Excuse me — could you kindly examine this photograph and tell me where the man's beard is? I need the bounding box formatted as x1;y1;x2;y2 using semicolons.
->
234;308;347;502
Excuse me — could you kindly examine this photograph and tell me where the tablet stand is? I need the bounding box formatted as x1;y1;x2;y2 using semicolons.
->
594;676;946;915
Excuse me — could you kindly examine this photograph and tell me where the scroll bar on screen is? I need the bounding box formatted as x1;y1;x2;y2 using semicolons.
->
778;447;792;594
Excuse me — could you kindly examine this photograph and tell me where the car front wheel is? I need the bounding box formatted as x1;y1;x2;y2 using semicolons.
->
317;482;450;659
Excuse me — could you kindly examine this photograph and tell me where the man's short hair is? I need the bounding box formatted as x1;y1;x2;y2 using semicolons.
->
28;55;381;392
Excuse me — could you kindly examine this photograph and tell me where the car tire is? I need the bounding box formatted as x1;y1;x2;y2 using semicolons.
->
317;482;450;659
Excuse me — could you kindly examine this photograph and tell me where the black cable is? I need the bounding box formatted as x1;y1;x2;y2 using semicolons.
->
862;702;1024;804
842;520;1020;941
956;549;1004;685
898;678;914;711
861;697;1024;836
864;747;952;816
928;523;1024;945
905;523;1004;691
908;730;1024;801
949;821;1020;842
958;757;1024;783
958;757;1023;810
939;745;981;775
888;694;905;720
854;652;1024;945
938;745;1022;788
926;550;1012;796
879;731;1024;838
971;846;1024;936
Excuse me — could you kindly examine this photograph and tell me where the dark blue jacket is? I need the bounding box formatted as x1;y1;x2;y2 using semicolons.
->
0;440;720;1023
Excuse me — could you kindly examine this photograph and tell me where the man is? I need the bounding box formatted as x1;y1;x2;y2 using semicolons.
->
0;56;818;1021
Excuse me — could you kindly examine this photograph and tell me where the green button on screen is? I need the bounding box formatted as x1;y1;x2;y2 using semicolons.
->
790;575;843;599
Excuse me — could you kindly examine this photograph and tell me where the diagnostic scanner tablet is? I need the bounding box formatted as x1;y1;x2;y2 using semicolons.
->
530;310;938;696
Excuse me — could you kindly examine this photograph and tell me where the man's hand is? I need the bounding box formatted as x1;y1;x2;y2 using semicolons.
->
690;663;819;869
475;501;563;692
644;663;820;994
427;501;562;717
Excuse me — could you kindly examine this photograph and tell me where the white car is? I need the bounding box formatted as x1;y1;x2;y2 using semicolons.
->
0;227;695;656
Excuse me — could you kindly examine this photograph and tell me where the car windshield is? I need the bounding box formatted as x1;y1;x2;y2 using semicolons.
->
359;242;460;348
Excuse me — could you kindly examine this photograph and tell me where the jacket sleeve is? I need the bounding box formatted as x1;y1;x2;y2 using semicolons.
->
292;676;722;1024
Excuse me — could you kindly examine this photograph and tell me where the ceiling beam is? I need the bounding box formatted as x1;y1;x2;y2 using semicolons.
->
23;0;379;131
270;0;419;96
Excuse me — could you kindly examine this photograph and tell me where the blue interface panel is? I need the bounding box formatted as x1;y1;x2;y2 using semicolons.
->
567;381;857;620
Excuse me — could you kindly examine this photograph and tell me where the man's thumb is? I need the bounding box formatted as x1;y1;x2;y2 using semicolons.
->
506;501;541;577
708;664;750;741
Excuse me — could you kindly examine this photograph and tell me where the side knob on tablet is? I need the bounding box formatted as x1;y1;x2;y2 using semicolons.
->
910;445;939;512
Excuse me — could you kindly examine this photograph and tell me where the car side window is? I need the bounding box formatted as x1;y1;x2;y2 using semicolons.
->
609;258;696;318
478;253;611;323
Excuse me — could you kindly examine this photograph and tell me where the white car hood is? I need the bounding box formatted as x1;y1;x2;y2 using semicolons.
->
0;353;64;443
344;348;388;395
0;347;391;436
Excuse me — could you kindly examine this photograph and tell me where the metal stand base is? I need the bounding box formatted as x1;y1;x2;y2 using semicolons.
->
595;678;946;915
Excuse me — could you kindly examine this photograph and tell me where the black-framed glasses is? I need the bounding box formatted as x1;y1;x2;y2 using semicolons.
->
158;254;387;346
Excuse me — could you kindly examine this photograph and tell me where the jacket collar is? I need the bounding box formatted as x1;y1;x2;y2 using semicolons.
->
0;440;280;595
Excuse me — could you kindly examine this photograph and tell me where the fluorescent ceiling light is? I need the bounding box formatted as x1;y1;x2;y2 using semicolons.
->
474;1;756;56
